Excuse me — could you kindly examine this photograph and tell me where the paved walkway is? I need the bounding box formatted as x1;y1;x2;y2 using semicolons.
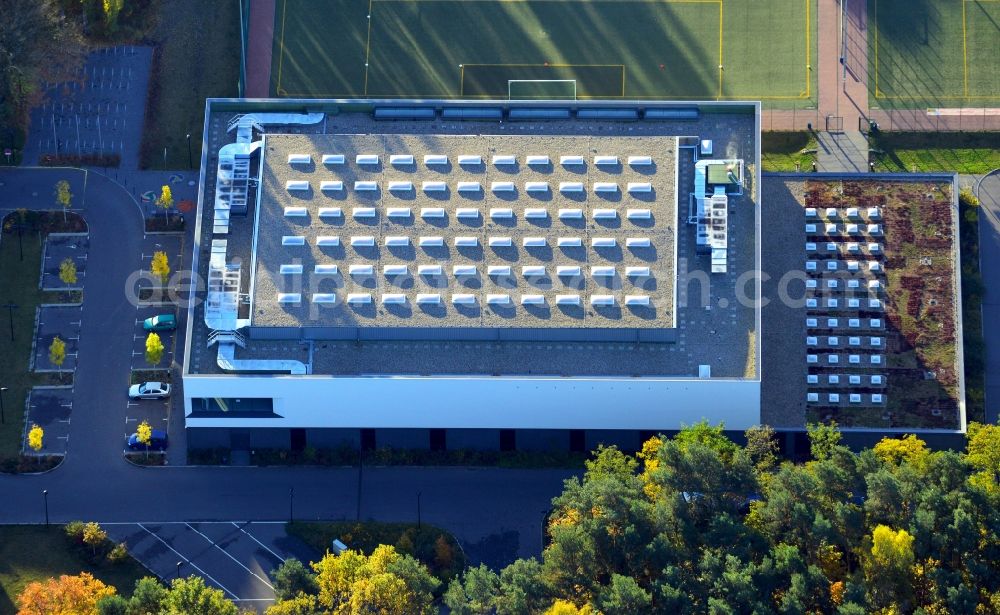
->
816;130;869;172
975;171;1000;424
246;0;277;97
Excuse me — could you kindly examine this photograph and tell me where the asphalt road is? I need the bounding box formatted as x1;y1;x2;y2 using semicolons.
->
0;167;574;570
976;172;1000;424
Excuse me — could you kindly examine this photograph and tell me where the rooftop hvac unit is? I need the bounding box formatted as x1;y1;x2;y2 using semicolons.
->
457;181;481;192
320;180;344;191
353;207;377;218
487;265;512;276
559;208;583;219
525;182;549;193
354;181;378;191
452;265;477;276
490;208;514;219
627;208;652;219
591;237;616;247
283;206;308;216
590;295;615;306
384;236;409;246
381;293;406;304
282;236;305;246
422;181;447;192
524;208;548;219
421;207;446;218
628;155;652;166
312;294;337;304
556;266;581;276
526;155;549;165
285;182;309;192
626;237;651;248
560;155;584;165
593;182;618;193
279;264;303;274
557;237;583;247
382;264;408;276
287;153;311;165
523;237;546;247
594;155;619;165
625;266;650;277
349;264;374;275
314;264;338;274
458;155;482;165
627;182;652;193
388;181;413;192
418;265;443;275
346;293;373;304
593;209;617;220
520;294;545;305
277;293;301;304
416;293;441;305
559;182;584;193
350;236;375;247
491;181;515;192
456;208;480;218
624;295;650;306
488;237;512;247
454;236;478;247
487;294;511;305
555;294;581;305
355;154;379;165
492;155;516;165
322;154;345;165
318;207;342;218
521;265;546;276
424;154;448;166
451;294;476;305
419;236;443;247
386;207;411;218
389;154;414;165
316;236;340;246
591;266;616;277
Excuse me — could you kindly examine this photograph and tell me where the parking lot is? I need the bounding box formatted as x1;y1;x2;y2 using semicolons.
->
23;388;73;456
103;522;318;608
40;234;89;290
32;306;82;372
131;304;179;371
137;234;184;299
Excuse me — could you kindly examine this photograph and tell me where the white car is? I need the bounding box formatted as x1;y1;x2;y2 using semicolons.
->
128;382;171;400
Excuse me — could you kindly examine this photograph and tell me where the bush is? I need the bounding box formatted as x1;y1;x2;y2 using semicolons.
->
65;521;86;542
107;542;129;564
39;152;121;168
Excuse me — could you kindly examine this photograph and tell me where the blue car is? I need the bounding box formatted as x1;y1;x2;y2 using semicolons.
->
127;429;168;451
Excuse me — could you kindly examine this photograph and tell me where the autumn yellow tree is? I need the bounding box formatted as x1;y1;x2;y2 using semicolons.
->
58;258;77;286
863;525;915;609
49;336;66;382
27;424;44;451
54;180;72;223
102;0;124;30
313;545;438;615
145;333;164;367
137;420;152;447
82;522;108;556
873;434;930;468
966;422;1000;497
156;185;173;221
17;572;115;615
544;600;594;615
151;251;170;286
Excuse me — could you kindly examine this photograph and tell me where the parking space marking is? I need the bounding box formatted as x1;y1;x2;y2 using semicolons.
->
137;524;240;600
232;523;286;564
185;524;275;591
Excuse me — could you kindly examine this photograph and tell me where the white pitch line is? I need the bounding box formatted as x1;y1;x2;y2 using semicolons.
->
137;524;240;600
184;523;275;590
231;522;285;563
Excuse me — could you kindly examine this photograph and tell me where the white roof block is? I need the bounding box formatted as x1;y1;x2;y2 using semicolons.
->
346;293;373;304
277;293;301;303
322;154;345;165
316;236;340;246
526;155;550;165
318;207;342;218
559;182;584;193
382;264;408;276
350;236;375;247
418;265;443;275
555;294;581;305
626;237;651;248
285;181;309;192
522;237;547;247
625;266;651;277
454;236;478;247
354;181;378;191
487;265;512;276
593;182;618;193
624;295;650;306
349;264;374;275
282;236;305;246
490;208;514;219
627;182;652;193
492;155;516;165
560;155;584;165
521;265;546;276
422;181;447;192
381;293;406;304
419;236;443;247
520;294;545;305
456;208;480;218
451;294;476;305
558;208;583;219
525;182;549;193
320;180;344;191
287;153;311;164
593;209;617;219
487;294;511;304
594;155;619;165
416;293;441;304
355;154;379;165
489;236;512;247
284;206;308;217
384;236;409;246
424;154;448;166
388;181;413;191
628;155;652;166
557;237;583;247
421;207;446;218
524;208;548;219
627;208;652;220
591;237;617;247
557;266;582;276
279;264;303;274
353;207;377;218
491;181;515;193
590;295;615;306
457;181;481;193
389;154;414;165
591;266;616;277
386;207;411;218
312;293;337;304
452;265;477;276
314;264;338;274
457;155;482;165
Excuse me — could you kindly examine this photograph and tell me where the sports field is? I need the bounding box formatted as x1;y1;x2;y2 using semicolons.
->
870;0;1000;108
271;0;816;107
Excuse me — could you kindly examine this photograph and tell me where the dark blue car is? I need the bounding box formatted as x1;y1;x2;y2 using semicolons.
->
127;429;168;451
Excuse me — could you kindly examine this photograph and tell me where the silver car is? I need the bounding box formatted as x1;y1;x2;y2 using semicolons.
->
128;381;171;400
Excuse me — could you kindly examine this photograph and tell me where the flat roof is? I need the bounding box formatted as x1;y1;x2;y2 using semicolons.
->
251;133;677;332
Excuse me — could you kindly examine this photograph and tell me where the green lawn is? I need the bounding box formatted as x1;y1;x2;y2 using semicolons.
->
870;0;1000;109
0;525;149;615
761;131;818;172
870;132;1000;174
272;0;815;107
140;0;241;169
0;225;69;468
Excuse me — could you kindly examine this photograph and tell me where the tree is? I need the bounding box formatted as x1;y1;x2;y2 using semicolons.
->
28;424;44;451
595;574;651;615
156;185;173;221
82;522;108;556
145;332;164;367
863;525;915;609
59;258;77;286
272;558;318;602
16;572;116;615
102;0;124;31
264;594;320;615
807;421;843;461
55;180;72;223
312;545;438;615
49;335;66;371
444;564;500;614
966;422;1000;497
873;434;930;468
96;594;128;615
151;251;170;286
162;576;238;615
128;577;168;614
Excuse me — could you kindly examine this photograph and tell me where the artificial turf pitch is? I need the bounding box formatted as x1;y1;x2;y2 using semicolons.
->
271;0;816;107
870;0;1000;109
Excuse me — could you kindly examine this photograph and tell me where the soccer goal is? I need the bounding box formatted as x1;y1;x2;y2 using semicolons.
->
507;79;578;101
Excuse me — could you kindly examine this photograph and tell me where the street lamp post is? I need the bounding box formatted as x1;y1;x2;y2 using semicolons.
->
176;561;183;579
2;303;17;341
0;387;7;424
43;490;49;525
186;134;193;169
